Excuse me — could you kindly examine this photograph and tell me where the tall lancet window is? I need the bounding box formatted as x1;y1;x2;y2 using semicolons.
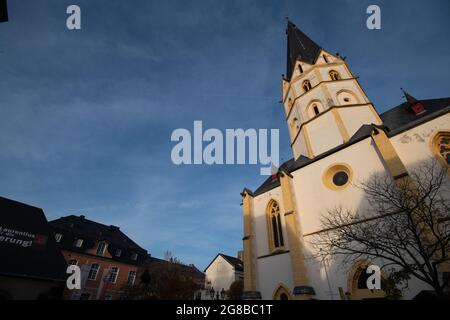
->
267;200;284;251
433;131;450;167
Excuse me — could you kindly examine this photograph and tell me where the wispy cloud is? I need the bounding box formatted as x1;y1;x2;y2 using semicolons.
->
0;0;449;269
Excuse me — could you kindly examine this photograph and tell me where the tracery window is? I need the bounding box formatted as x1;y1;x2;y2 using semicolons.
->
267;200;284;251
433;132;450;167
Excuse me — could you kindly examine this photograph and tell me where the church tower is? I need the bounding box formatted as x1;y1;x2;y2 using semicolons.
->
282;21;382;160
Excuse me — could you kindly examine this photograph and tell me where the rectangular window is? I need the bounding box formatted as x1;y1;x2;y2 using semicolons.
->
115;249;122;257
127;270;136;287
87;263;100;280
104;294;112;300
96;242;106;256
131;252;138;261
74;239;83;248
79;293;90;300
109;267;119;283
55;233;62;242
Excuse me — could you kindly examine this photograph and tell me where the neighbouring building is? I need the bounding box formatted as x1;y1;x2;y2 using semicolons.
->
240;21;450;300
135;255;205;300
202;253;244;299
0;196;67;300
145;256;205;288
50;215;147;300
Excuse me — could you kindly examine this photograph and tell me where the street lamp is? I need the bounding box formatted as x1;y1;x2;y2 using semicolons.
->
220;288;226;300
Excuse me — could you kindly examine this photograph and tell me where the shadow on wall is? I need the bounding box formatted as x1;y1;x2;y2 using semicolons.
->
303;157;450;300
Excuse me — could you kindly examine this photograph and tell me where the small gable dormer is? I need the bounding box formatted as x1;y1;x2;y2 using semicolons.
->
402;88;426;115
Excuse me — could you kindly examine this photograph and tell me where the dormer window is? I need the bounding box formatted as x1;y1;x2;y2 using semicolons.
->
410;102;425;115
115;249;122;257
302;80;312;92
96;242;107;256
131;252;138;261
74;239;83;248
55;233;62;243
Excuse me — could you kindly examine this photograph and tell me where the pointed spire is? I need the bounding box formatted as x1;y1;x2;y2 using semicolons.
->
285;20;322;80
401;88;425;115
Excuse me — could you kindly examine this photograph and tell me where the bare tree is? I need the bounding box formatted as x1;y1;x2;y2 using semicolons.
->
310;159;450;297
226;280;243;300
122;253;202;300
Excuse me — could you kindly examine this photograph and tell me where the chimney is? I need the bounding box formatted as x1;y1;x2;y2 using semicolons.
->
108;225;120;231
237;250;243;261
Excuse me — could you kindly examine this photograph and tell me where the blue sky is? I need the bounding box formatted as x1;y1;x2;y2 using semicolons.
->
0;0;449;269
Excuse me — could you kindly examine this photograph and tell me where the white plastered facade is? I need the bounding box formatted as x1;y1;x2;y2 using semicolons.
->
243;46;450;300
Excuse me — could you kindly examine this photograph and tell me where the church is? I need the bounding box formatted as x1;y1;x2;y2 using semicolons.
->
240;21;450;300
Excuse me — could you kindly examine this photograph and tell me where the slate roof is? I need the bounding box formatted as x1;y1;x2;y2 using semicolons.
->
50;215;147;265
250;97;450;197
204;253;243;272
380;97;450;135
286;21;322;80
0;196;67;281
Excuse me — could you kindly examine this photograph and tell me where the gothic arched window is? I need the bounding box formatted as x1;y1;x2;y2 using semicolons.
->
433;131;450;167
307;101;324;119
267;200;284;251
302;80;312;92
329;70;340;81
